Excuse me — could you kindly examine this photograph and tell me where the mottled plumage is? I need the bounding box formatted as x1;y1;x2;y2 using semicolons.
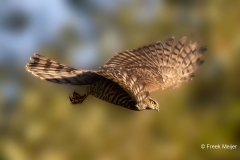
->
26;36;207;111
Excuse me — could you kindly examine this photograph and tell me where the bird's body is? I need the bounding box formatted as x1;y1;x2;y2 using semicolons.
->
88;76;137;110
26;36;207;111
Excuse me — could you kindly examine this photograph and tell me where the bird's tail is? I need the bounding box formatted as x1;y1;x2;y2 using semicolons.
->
26;54;97;85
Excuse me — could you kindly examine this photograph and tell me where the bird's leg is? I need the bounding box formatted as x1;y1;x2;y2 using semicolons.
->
69;91;89;104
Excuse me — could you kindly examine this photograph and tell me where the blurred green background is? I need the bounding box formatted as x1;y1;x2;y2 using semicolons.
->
1;0;240;159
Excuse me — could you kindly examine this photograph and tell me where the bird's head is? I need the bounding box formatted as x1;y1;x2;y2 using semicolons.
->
146;97;159;111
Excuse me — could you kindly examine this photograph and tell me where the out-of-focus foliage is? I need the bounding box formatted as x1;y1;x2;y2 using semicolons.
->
1;0;240;159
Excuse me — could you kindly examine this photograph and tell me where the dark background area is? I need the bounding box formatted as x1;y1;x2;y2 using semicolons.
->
0;0;240;159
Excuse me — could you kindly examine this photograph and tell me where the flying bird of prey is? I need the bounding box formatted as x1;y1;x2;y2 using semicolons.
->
26;36;207;111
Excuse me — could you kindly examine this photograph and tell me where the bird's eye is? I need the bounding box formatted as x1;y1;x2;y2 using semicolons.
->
150;100;155;106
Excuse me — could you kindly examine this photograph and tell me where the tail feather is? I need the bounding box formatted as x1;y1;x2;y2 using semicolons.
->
26;53;98;85
29;54;75;70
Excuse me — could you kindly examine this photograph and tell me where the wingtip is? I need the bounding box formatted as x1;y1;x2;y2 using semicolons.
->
166;36;175;43
181;36;187;41
199;60;204;65
200;46;208;52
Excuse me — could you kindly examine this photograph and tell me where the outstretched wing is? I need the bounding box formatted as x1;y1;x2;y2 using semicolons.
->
100;36;207;91
102;40;164;69
97;68;150;110
26;54;99;85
